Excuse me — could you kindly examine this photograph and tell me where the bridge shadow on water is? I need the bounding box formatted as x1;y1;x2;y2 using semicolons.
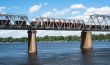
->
25;54;42;65
80;49;94;65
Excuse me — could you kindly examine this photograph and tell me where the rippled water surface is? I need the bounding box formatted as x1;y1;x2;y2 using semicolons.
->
0;41;110;65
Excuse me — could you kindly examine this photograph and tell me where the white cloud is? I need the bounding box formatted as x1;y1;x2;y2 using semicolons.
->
42;8;71;17
70;4;86;9
37;30;81;37
0;6;6;13
0;6;20;14
42;11;52;17
42;4;86;17
0;30;27;38
69;6;110;21
85;6;110;15
69;15;85;20
0;30;108;38
53;8;57;11
71;11;80;15
0;6;6;11
29;4;42;14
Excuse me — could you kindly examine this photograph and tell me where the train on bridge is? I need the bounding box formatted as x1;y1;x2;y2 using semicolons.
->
0;13;110;31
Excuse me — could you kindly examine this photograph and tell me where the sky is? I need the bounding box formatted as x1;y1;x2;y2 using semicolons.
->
0;0;110;37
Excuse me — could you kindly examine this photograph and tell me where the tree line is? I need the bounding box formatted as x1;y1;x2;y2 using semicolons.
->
0;34;110;42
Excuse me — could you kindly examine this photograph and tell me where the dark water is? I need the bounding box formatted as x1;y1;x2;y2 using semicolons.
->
0;41;110;65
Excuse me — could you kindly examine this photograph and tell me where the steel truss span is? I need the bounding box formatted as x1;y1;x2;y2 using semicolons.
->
0;14;30;30
0;14;110;31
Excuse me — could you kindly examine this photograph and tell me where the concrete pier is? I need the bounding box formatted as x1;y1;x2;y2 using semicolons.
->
80;31;92;49
28;30;37;54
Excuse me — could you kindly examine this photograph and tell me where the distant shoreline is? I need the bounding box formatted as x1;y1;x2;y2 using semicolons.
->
0;40;110;43
0;34;110;42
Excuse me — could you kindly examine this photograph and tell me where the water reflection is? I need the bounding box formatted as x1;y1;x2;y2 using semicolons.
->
26;54;41;65
81;49;92;55
80;49;93;65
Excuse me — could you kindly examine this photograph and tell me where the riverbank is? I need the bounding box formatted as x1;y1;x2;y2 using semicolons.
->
0;34;110;42
0;40;110;43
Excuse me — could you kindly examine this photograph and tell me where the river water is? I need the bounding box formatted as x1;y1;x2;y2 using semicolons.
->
0;41;110;65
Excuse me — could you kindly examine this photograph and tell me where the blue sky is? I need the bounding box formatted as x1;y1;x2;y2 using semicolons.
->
0;0;110;37
1;0;110;19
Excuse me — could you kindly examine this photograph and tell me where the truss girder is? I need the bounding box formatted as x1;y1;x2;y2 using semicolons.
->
0;14;29;29
0;14;110;31
31;14;110;31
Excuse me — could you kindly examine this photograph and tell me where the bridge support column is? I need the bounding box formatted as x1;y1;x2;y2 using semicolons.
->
80;31;92;49
28;30;37;54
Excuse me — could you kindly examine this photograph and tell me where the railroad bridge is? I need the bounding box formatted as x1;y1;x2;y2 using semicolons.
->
0;14;110;54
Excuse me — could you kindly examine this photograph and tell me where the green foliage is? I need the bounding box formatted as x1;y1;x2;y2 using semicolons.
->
0;37;28;42
92;34;110;41
0;34;110;42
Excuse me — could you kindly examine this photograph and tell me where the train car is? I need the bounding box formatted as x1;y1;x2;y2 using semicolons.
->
0;20;11;27
14;20;27;27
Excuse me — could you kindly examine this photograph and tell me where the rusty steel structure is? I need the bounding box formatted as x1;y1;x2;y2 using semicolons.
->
0;14;29;30
31;14;110;31
0;14;110;31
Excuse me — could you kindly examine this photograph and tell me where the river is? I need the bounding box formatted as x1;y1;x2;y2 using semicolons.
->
0;41;110;65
